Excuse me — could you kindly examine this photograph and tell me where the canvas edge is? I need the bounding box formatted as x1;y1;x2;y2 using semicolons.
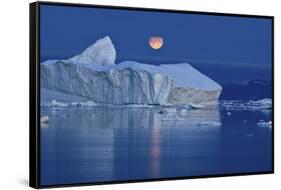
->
29;2;40;189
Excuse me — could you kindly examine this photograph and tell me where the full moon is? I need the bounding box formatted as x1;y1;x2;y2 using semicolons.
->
149;36;164;49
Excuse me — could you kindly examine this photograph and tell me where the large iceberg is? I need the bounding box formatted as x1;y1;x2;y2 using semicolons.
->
41;36;222;106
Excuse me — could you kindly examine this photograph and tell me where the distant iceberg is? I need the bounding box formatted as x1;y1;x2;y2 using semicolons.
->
248;99;272;109
257;120;272;128
41;36;222;106
220;98;272;110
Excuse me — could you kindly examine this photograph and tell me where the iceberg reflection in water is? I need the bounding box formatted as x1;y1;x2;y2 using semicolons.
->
40;106;272;186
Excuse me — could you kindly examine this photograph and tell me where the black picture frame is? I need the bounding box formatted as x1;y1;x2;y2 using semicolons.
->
29;1;274;188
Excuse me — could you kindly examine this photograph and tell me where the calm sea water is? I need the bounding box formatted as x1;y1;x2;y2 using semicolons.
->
40;106;272;186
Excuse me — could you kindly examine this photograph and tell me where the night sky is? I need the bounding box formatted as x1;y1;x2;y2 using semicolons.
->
40;4;272;83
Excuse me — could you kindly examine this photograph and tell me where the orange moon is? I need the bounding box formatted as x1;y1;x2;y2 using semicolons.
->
149;36;164;49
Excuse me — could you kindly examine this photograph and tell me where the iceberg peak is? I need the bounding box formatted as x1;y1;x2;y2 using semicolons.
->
68;36;116;65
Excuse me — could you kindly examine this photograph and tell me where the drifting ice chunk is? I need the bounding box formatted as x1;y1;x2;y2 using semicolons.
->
198;121;221;127
49;100;68;107
40;116;49;124
71;101;97;107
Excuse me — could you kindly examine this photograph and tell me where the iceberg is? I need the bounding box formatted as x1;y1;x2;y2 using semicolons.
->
114;61;222;105
248;99;272;109
220;98;272;111
257;120;272;128
41;61;173;105
41;36;222;106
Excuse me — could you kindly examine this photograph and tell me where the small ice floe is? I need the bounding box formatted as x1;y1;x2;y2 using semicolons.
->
159;106;185;116
198;121;221;127
124;104;154;109
179;108;189;115
83;101;97;106
246;133;254;137
227;112;232;116
181;103;204;110
189;103;205;109
257;120;272;128
49;100;68;107
158;107;173;114
40;116;49;124
71;101;96;107
71;102;82;107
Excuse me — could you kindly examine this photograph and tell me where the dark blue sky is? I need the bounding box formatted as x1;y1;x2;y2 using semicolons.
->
40;4;272;83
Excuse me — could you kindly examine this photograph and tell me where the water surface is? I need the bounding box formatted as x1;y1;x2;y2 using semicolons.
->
40;105;272;186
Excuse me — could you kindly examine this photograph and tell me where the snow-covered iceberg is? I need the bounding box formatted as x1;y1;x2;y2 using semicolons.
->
156;63;221;105
41;36;222;106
